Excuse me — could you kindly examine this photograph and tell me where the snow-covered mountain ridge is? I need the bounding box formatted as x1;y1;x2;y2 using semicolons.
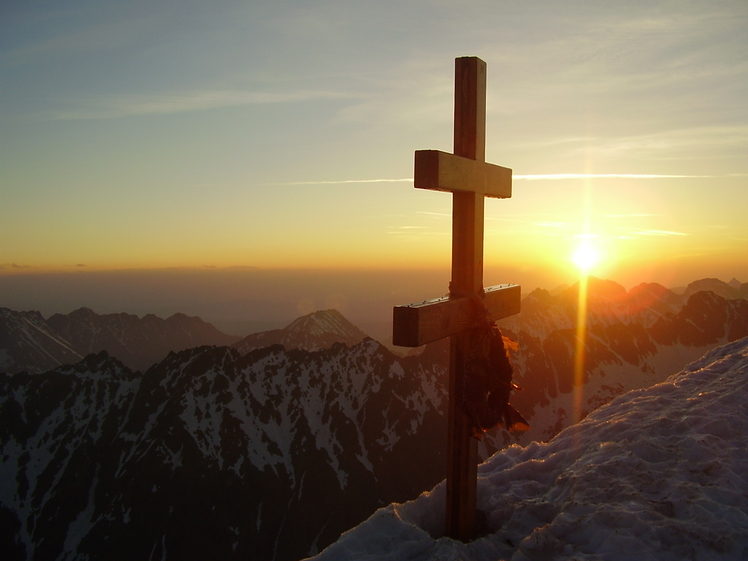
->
2;278;748;560
0;339;449;561
310;335;748;561
491;278;748;448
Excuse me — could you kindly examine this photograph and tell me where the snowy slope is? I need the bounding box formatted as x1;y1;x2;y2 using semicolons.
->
3;281;747;560
309;336;748;561
0;340;449;561
491;281;748;449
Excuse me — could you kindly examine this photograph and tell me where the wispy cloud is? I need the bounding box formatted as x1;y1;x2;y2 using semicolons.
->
265;178;413;186
41;89;354;120
485;217;531;223
417;210;540;223
627;229;688;237
1;16;157;67
386;226;446;238
533;222;566;228
416;211;450;218
514;173;730;180
601;213;664;218
0;263;34;272
268;172;748;187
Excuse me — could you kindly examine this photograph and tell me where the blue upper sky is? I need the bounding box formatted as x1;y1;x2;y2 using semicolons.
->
2;0;747;290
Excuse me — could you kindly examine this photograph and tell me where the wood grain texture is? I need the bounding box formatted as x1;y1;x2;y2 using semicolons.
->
392;284;520;347
414;150;512;198
447;56;486;542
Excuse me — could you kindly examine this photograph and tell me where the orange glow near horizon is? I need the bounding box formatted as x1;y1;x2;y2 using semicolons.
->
573;274;589;425
571;175;593;426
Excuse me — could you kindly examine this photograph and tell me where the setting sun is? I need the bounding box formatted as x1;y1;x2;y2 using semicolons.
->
572;243;600;274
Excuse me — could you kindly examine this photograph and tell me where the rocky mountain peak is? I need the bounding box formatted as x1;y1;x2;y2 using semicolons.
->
573;277;628;301
628;281;671;299
285;309;365;339
67;306;98;318
683;278;735;300
233;309;369;354
624;282;682;317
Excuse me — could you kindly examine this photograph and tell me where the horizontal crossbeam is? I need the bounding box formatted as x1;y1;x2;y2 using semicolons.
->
414;150;512;199
392;283;520;347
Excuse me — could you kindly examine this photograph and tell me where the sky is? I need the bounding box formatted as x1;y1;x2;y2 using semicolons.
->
1;0;747;323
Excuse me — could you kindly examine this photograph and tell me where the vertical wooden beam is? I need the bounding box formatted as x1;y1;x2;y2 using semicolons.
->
451;56;486;295
454;57;486;162
445;56;486;541
451;193;485;294
446;331;478;541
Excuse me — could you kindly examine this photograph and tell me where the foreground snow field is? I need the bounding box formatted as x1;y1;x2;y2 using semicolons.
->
310;336;748;561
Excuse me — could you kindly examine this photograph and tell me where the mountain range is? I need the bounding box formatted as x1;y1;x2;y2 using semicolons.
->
1;339;448;560
0;307;371;376
308;335;748;560
1;276;747;560
491;277;748;449
0;307;240;374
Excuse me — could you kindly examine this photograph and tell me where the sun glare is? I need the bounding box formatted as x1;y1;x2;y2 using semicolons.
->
572;243;599;274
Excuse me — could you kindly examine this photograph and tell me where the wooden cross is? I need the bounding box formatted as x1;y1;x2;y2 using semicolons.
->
392;56;521;541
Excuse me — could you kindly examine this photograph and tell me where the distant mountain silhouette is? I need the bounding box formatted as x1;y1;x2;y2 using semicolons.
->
682;277;745;301
0;307;240;373
0;308;83;374
233;309;369;354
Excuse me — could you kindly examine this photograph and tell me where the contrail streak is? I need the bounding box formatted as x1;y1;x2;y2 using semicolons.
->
263;178;413;186
515;173;722;180
266;173;747;186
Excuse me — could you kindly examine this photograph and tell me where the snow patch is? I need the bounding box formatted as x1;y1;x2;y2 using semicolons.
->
310;337;748;561
62;471;98;556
